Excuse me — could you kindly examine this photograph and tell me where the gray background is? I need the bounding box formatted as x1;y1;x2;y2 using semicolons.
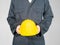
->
0;0;60;45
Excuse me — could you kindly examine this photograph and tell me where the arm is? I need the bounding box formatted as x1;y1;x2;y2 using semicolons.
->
7;0;19;35
38;0;54;36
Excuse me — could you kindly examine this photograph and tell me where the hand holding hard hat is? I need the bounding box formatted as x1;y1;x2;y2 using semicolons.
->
16;25;20;34
16;25;40;35
37;25;40;34
16;19;40;36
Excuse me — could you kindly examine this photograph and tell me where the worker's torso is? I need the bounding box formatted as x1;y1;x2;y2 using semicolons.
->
14;0;44;25
13;0;45;45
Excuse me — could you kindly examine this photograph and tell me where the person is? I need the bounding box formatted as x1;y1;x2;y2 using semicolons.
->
7;0;54;45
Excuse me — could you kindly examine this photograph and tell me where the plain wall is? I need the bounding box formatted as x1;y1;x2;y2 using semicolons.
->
0;0;60;45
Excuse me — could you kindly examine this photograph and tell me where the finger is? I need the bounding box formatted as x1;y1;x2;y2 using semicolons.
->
17;25;20;30
37;25;40;33
16;25;20;34
16;25;20;30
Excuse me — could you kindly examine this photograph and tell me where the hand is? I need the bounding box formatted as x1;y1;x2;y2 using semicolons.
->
37;25;40;34
16;25;20;34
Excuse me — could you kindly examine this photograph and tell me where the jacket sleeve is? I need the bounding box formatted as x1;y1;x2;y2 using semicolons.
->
38;0;54;36
7;0;20;35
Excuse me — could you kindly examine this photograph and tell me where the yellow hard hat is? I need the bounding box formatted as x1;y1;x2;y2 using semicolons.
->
19;19;38;36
